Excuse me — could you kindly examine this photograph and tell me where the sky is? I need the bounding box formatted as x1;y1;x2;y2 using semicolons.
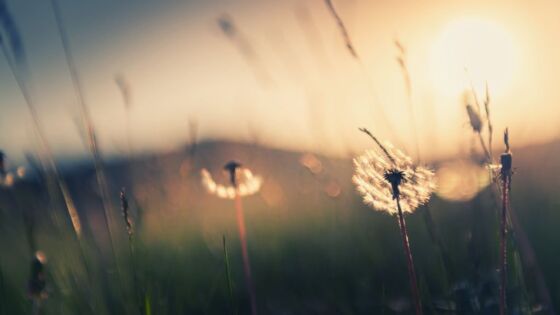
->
1;0;559;163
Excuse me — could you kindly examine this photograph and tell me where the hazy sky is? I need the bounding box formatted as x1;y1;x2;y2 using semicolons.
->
1;0;559;163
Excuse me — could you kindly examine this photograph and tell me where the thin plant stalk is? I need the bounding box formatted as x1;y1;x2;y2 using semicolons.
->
115;74;133;157
395;197;423;315
223;235;237;315
234;193;258;315
0;266;5;315
325;1;399;141
120;189;142;315
467;76;492;162
0;42;83;240
1;34;98;311
483;83;493;161
49;0;120;269
217;14;272;86
324;0;358;59
499;174;509;315
477;135;491;162
395;40;420;161
499;130;512;315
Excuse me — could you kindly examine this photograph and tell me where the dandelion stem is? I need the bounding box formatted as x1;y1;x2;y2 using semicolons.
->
499;175;509;315
395;197;423;315
498;129;512;315
234;194;258;315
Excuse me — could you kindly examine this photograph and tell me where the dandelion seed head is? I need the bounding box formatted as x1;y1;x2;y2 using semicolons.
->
201;166;262;199
353;144;435;215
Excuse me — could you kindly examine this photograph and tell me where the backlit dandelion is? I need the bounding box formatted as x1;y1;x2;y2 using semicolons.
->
353;128;435;315
201;161;261;315
353;131;435;215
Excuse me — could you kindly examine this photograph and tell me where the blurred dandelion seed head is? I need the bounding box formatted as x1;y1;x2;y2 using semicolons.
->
201;167;262;199
352;143;435;215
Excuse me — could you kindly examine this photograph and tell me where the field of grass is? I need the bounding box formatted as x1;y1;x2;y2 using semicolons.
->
1;141;559;314
2;1;560;314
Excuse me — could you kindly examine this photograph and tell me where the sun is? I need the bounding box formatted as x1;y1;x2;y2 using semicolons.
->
430;17;518;97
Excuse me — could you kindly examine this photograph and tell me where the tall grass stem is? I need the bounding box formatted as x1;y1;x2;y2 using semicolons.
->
49;0;121;273
223;235;237;315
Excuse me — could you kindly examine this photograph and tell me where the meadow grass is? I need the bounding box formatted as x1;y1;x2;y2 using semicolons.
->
0;1;557;314
2;153;549;315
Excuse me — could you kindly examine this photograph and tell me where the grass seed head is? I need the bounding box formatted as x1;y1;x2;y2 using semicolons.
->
120;188;133;236
466;104;483;133
217;14;236;38
115;74;131;109
324;0;359;59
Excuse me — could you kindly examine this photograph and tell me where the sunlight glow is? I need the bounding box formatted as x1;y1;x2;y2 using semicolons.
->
436;160;490;201
430;18;518;96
